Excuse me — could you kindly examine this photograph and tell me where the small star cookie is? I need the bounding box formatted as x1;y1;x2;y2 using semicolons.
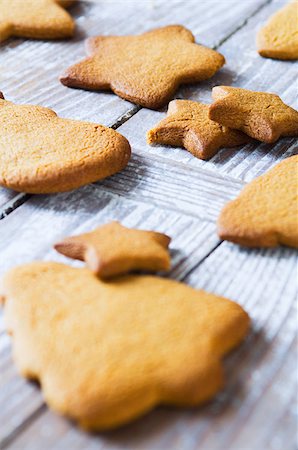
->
2;262;250;430
60;25;225;109
218;155;298;248
0;95;131;193
257;2;298;60
147;99;250;160
55;221;171;277
209;86;298;143
0;0;74;42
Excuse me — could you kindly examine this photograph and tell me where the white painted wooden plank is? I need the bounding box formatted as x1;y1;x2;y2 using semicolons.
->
0;335;44;448
119;0;298;183
0;0;266;213
3;242;297;450
97;153;245;221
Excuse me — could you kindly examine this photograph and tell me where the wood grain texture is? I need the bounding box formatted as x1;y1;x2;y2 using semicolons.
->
119;0;298;182
0;335;44;448
97;153;245;221
0;0;266;217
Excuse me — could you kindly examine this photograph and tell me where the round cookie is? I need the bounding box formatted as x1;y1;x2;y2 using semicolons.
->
0;96;131;193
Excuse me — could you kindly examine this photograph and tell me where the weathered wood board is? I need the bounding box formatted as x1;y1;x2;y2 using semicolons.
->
0;0;297;449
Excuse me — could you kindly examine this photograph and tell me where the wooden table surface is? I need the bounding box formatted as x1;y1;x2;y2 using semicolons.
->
0;0;297;449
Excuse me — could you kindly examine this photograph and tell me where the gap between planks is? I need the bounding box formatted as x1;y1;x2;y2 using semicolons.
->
0;405;47;450
0;0;272;221
213;0;272;49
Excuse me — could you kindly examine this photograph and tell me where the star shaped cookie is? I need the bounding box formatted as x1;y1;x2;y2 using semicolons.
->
218;155;298;248
209;86;298;143
257;2;298;60
2;261;250;430
60;25;225;109
54;221;171;278
147;99;250;160
0;95;131;193
0;0;74;42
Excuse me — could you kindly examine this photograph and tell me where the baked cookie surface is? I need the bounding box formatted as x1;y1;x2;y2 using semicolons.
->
209;86;298;143
2;262;250;430
147;99;250;160
257;2;298;60
60;25;225;109
55;221;171;277
0;96;131;193
0;0;74;42
218;155;298;248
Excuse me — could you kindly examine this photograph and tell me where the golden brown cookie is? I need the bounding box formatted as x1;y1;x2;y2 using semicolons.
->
209;86;298;143
0;0;74;42
60;25;225;110
0;96;131;193
2;262;250;430
55;221;171;277
218;155;298;248
147;99;251;160
257;2;298;60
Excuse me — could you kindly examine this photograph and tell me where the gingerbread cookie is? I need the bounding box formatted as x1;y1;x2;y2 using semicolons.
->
55;221;171;277
60;25;225;110
209;86;298;143
147;99;250;160
218;155;298;248
2;262;250;430
0;0;74;42
257;2;298;60
0;96;131;193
